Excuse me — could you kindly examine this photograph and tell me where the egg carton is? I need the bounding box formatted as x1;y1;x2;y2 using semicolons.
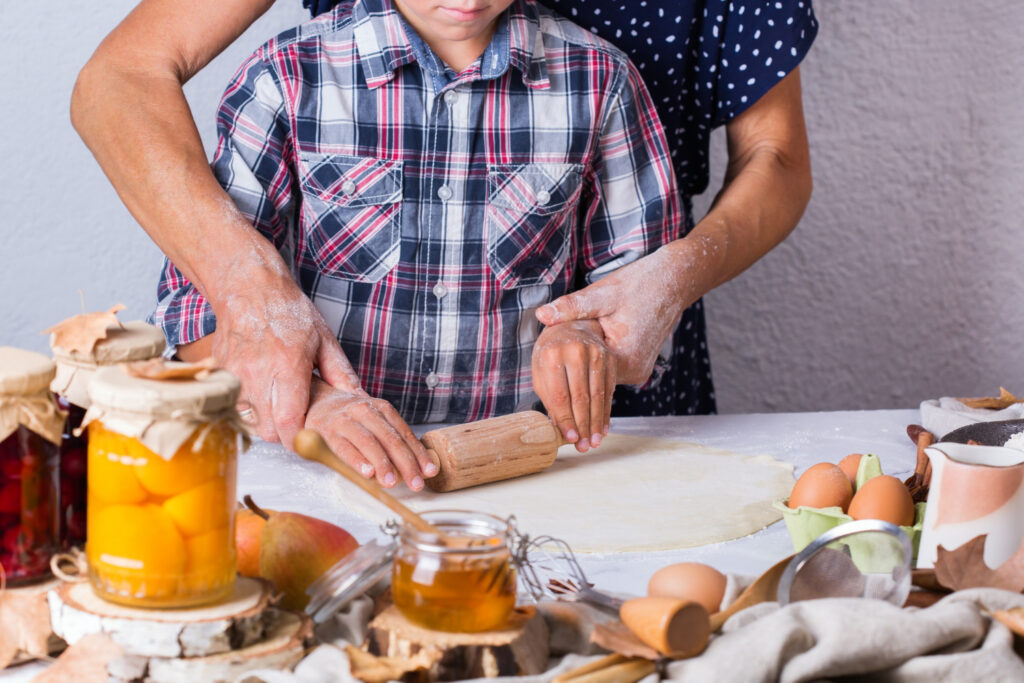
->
774;454;925;571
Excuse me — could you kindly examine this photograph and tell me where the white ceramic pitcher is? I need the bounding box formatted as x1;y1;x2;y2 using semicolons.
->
917;442;1024;569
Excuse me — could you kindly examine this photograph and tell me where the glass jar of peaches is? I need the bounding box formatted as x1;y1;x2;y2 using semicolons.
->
0;347;64;585
49;320;166;549
82;364;247;608
392;510;517;632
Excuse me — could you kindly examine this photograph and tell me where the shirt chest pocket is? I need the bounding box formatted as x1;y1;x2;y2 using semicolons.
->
486;163;584;289
298;153;402;283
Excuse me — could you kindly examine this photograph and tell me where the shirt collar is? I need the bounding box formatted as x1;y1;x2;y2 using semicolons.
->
351;0;549;90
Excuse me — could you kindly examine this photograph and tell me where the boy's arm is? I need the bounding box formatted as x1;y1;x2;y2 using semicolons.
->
538;69;813;383
535;58;682;445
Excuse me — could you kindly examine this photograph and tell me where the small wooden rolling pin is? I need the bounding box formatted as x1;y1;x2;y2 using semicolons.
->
421;410;566;492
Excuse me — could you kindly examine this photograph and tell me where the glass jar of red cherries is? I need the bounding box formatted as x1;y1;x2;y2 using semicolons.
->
49;321;165;549
0;347;64;585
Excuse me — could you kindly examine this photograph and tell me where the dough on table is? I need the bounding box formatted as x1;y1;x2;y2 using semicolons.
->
337;434;794;553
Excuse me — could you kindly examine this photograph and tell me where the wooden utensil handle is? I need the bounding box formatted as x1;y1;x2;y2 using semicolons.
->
551;654;628;683
293;429;442;535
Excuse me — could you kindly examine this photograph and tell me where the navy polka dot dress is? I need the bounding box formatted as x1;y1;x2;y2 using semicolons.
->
303;0;819;417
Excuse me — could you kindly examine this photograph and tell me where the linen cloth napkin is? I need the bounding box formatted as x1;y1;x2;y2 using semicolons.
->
920;397;1024;439
239;586;1024;682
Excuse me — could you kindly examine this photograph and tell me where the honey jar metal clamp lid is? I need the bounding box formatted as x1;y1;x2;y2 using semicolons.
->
305;538;396;623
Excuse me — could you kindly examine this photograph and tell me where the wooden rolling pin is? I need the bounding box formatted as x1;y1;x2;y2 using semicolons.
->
421;410;566;492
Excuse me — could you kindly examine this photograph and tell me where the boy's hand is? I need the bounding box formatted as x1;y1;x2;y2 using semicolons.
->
532;320;616;453
305;378;438;491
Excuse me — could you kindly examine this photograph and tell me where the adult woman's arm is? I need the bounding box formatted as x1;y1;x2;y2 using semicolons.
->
537;67;812;395
71;0;433;487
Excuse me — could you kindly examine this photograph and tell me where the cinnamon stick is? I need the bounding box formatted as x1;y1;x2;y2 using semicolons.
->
913;430;934;487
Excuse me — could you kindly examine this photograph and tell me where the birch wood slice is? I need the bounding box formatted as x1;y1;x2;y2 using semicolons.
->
366;605;549;680
47;576;274;658
107;608;313;683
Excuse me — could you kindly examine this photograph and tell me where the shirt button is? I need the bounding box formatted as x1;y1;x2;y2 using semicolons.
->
536;189;551;204
432;282;448;298
445;90;458;105
342;180;357;196
437;185;453;201
425;372;439;389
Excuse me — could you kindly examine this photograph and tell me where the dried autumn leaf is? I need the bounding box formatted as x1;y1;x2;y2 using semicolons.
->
344;644;440;683
43;304;126;355
121;357;217;380
957;387;1023;410
590;621;660;661
0;581;59;669
32;632;123;683
992;608;1024;638
933;535;1024;592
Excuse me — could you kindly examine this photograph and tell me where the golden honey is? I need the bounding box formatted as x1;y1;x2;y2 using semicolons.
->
391;511;516;632
86;419;239;607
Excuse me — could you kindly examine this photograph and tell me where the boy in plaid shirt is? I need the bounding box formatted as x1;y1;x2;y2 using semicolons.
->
153;0;681;488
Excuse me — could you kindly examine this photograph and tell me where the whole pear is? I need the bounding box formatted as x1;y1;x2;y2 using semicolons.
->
235;504;275;578
244;495;358;610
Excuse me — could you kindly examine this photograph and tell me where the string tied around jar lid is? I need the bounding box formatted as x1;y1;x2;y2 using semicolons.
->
0;393;65;447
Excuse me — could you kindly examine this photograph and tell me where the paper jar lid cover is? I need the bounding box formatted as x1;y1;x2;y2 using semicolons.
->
51;320;166;365
0;346;57;396
87;364;241;418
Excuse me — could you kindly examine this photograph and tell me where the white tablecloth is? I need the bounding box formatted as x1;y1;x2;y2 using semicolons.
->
0;409;921;681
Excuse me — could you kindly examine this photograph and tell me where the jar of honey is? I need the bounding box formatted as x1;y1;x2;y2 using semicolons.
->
392;510;517;632
82;364;247;608
0;347;64;585
49;321;166;549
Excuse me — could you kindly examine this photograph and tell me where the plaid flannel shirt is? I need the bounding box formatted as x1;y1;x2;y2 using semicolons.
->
152;0;682;423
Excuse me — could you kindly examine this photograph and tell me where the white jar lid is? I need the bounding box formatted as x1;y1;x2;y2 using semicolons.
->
50;321;167;406
87;364;240;419
50;320;166;365
0;346;56;396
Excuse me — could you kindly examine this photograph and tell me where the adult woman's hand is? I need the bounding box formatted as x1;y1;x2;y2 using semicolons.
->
537;68;813;386
178;260;365;449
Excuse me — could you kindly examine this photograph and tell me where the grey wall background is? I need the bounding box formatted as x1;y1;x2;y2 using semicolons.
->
1;1;1021;414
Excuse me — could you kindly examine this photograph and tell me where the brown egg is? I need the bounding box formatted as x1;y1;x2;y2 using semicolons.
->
647;562;726;614
847;475;915;526
837;453;862;487
787;463;853;512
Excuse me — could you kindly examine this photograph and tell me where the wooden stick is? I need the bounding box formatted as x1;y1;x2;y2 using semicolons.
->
551;654;628;683
293;429;443;536
569;658;657;683
912;430;934;488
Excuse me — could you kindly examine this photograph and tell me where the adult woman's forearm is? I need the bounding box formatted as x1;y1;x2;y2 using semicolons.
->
69;0;281;301
664;68;812;304
537;68;812;384
69;0;433;487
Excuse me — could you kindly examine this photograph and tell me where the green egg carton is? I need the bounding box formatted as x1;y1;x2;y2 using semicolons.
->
774;454;926;568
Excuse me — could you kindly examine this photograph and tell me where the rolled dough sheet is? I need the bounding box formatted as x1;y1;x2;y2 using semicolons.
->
336;433;794;553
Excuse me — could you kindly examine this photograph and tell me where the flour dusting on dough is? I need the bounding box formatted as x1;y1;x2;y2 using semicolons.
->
337;433;794;553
